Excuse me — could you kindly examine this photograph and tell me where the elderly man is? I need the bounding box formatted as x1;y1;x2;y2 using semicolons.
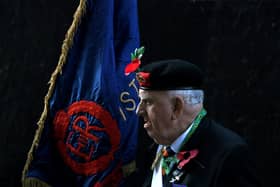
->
133;59;261;187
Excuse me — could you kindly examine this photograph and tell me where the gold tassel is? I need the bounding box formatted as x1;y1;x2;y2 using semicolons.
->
22;178;51;187
21;0;87;186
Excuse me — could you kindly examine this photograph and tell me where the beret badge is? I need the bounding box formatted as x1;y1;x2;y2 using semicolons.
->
136;72;151;87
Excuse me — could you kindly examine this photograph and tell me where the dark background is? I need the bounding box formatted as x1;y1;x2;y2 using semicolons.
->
1;0;279;186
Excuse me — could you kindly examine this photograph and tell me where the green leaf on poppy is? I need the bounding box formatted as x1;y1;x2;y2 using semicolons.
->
131;53;136;61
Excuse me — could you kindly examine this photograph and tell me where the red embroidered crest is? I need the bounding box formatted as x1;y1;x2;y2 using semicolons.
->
52;100;121;176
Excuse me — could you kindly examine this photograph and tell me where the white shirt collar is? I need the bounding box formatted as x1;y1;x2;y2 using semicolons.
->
170;121;194;153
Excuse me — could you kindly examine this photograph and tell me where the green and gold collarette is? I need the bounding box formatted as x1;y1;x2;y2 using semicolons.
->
151;108;207;172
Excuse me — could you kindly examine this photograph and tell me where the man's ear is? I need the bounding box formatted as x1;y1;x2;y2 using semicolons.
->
171;96;184;120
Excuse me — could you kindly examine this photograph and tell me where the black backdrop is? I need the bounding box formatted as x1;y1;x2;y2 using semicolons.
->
1;0;279;186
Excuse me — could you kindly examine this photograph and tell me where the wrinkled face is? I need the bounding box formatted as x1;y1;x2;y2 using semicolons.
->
136;90;178;145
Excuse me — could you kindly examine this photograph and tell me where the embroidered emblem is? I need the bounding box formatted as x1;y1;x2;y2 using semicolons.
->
52;100;121;176
136;72;151;87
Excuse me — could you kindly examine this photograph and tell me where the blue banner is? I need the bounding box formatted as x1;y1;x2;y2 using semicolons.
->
24;0;140;186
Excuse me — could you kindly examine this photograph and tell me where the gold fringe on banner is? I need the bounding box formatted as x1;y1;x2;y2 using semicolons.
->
21;0;87;186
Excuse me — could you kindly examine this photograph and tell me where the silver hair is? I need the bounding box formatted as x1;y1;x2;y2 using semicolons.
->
168;89;204;105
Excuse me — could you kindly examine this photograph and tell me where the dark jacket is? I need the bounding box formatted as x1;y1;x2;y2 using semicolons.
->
126;117;261;187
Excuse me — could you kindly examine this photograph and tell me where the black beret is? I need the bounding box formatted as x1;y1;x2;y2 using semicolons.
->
136;59;204;90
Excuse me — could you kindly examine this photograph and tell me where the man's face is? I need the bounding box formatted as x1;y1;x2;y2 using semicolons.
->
136;89;177;145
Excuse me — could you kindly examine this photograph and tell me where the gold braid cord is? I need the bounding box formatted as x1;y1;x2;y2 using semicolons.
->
21;0;86;186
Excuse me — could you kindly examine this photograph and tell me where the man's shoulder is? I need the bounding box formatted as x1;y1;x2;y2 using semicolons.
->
202;117;247;147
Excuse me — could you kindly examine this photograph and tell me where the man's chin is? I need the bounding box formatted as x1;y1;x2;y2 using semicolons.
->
147;133;161;144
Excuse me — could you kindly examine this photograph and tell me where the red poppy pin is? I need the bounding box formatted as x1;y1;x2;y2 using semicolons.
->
176;149;199;169
124;46;145;75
